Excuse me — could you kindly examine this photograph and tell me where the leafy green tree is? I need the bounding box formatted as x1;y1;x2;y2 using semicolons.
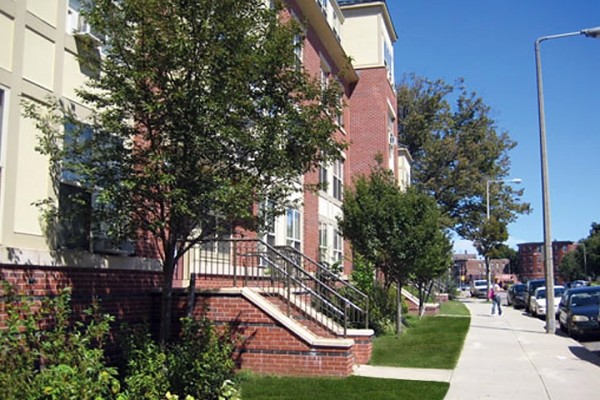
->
339;164;451;333
27;0;345;343
559;250;585;282
488;244;520;275
396;74;530;242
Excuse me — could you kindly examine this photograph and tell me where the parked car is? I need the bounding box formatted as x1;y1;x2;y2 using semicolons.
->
507;283;527;308
470;280;490;298
529;286;565;318
567;280;587;289
525;279;546;313
557;286;600;339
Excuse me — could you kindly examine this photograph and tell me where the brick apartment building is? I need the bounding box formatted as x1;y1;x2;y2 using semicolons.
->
453;253;510;283
0;0;404;376
517;241;576;281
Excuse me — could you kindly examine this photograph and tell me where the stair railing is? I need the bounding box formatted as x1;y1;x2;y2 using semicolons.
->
182;238;368;336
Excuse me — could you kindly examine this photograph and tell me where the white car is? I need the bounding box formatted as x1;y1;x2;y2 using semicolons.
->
530;286;565;317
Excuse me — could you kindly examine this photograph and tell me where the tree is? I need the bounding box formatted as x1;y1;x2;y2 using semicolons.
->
27;0;345;343
558;250;585;282
339;164;451;333
396;74;530;242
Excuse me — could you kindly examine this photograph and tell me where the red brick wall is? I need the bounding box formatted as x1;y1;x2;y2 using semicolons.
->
347;67;397;182
0;265;162;330
191;292;356;377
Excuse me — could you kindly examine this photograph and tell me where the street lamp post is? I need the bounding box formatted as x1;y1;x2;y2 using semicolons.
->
534;26;600;334
484;178;522;298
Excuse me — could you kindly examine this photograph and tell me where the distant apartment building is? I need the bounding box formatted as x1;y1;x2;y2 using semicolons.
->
453;253;510;283
517;241;576;281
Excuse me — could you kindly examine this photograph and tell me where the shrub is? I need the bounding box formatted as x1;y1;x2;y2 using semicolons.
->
119;317;239;400
0;282;120;400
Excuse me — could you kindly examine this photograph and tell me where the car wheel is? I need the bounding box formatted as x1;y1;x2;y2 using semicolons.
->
568;321;579;340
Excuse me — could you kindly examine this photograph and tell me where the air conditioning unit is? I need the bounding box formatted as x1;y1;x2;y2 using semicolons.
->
69;8;103;44
93;237;135;256
389;134;396;145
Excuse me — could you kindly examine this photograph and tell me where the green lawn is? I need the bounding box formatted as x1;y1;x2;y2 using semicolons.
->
239;301;469;399
240;375;448;400
439;300;471;316
370;302;470;369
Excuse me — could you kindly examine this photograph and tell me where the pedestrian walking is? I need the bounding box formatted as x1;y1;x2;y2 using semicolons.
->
489;282;503;316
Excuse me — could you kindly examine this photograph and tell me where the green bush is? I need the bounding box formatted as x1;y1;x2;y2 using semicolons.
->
119;317;239;400
0;282;120;400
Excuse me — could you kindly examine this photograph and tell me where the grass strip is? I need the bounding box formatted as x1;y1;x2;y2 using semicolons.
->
240;375;448;400
370;302;470;369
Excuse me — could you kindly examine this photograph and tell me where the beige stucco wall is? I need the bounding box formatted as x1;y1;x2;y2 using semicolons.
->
0;13;14;72
23;27;56;90
14;114;50;236
341;9;380;68
27;0;58;27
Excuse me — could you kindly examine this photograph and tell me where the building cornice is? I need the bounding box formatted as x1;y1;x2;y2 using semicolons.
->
294;1;359;84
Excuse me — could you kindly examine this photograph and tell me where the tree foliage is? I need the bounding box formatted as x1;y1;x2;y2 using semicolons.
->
339;165;451;332
396;74;530;242
27;0;345;342
560;222;600;281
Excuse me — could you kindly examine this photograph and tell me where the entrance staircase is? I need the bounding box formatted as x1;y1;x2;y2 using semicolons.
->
176;238;374;376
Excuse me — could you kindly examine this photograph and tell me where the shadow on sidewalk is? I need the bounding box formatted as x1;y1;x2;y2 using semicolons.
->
569;346;600;368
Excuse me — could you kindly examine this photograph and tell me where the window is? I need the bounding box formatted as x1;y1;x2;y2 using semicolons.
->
58;182;91;250
59;122;93;250
286;208;301;250
319;163;328;189
383;41;394;83
67;0;105;43
333;230;343;264
260;200;277;246
333;159;343;201
319;222;329;262
336;80;345;128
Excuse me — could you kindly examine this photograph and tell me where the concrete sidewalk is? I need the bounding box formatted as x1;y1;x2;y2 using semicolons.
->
353;298;600;399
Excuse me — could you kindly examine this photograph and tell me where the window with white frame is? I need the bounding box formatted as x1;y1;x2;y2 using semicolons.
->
332;158;343;201
319;222;329;263
286;208;301;250
333;229;343;264
260;200;277;246
383;40;394;83
319;162;328;190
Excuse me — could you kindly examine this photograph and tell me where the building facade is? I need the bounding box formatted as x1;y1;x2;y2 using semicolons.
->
0;0;403;276
453;253;510;283
517;241;576;281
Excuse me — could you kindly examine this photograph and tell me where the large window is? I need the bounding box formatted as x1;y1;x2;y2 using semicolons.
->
286;208;301;250
260;200;277;247
58;122;93;250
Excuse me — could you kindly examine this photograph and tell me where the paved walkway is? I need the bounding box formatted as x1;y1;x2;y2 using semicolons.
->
353;297;600;399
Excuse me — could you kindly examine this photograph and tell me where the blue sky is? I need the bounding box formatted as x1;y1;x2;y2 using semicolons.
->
386;1;600;253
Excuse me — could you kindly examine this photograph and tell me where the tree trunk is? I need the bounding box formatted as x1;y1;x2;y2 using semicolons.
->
396;282;403;335
159;254;176;345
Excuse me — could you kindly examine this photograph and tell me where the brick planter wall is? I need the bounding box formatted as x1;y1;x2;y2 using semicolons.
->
187;291;360;377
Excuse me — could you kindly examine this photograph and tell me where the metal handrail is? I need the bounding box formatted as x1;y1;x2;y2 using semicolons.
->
181;238;369;336
275;245;369;327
